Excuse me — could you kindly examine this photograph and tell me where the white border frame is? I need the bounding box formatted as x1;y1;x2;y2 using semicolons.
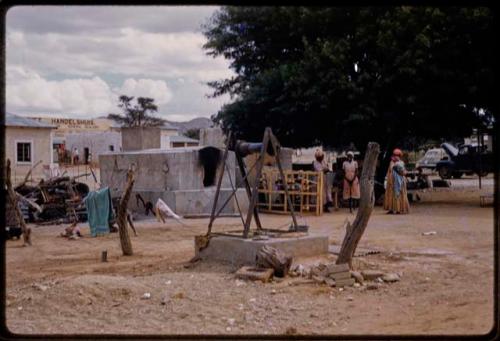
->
14;139;34;165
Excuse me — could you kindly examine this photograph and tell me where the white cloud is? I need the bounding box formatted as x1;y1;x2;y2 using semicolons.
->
116;78;172;105
6;66;174;117
5;6;236;120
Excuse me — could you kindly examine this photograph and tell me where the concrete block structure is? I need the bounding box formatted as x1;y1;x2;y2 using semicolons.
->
200;127;226;149
121;127;161;151
65;131;121;165
99;146;248;216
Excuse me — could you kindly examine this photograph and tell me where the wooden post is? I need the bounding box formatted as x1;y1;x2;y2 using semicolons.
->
336;142;380;267
5;159;32;246
117;167;135;256
207;132;231;236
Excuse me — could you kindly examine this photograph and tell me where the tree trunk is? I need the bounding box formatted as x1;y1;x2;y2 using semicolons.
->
256;245;292;277
5;159;32;246
336;142;380;267
117;168;135;256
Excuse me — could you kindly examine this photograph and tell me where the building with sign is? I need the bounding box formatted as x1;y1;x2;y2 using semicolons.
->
5;113;56;183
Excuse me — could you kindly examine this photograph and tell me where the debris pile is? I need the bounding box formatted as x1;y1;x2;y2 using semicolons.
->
288;262;402;288
12;175;90;225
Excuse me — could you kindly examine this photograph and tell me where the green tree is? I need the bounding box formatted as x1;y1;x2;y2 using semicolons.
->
108;95;165;127
203;6;495;184
184;128;200;140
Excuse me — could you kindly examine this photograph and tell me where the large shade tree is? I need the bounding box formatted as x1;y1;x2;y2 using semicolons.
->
108;95;165;127
203;6;495;181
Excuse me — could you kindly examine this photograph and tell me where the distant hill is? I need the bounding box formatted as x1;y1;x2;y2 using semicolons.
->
166;117;213;134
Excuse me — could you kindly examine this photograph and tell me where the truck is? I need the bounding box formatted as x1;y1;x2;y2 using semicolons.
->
436;142;494;179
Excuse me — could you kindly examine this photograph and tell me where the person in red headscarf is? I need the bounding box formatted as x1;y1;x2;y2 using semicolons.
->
383;148;410;214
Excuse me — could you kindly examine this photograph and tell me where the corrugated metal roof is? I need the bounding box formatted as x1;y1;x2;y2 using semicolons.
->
169;135;199;143
5;113;56;129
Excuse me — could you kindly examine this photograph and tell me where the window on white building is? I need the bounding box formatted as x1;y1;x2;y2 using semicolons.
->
16;142;32;163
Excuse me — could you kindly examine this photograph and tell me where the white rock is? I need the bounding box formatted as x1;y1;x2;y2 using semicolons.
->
32;283;48;291
347;296;354;301
235;280;245;287
339;288;344;292
228;318;235;325
142;292;151;299
354;283;361;288
382;273;400;282
249;298;257;303
226;327;231;332
165;280;172;285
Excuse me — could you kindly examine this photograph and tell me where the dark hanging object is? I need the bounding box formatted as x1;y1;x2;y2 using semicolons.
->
198;146;222;187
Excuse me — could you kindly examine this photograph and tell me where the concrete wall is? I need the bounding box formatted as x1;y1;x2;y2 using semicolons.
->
121;127;161;151
200;127;226;149
66;131;121;164
99;147;245;215
99;147;236;193
5;127;53;184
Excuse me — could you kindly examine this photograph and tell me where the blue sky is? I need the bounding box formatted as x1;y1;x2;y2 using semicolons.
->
6;6;233;121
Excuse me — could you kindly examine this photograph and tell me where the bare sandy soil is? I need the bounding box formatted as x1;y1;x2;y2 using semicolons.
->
5;177;496;336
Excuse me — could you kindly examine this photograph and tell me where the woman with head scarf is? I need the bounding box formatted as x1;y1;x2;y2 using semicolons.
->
342;151;360;211
313;149;333;211
383;148;410;214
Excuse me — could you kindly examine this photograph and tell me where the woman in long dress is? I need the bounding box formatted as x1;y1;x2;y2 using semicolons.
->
313;149;333;212
384;148;410;214
342;151;360;210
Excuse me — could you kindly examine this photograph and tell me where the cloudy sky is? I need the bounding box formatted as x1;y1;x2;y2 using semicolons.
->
6;6;234;121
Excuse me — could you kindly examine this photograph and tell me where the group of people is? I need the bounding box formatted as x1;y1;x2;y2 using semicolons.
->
313;148;410;214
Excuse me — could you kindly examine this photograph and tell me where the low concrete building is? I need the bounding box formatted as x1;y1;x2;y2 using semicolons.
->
65;131;122;165
121;127;162;151
99;146;247;216
5;113;56;184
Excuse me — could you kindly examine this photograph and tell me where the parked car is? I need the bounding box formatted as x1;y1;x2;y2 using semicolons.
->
415;148;448;172
436;142;494;179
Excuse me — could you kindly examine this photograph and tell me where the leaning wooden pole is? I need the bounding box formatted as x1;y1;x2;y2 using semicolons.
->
336;142;380;267
117;167;135;256
5;159;32;246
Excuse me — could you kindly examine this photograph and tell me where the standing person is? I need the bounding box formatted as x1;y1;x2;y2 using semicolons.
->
74;147;79;165
342;151;360;211
313;149;333;212
384;148;410;214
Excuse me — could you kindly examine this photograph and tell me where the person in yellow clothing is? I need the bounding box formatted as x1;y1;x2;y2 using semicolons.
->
384;148;410;214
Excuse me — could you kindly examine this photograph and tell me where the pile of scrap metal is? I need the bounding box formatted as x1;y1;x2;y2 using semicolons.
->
12;175;90;225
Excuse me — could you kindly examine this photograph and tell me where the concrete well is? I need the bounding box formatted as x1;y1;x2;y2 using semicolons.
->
195;234;329;266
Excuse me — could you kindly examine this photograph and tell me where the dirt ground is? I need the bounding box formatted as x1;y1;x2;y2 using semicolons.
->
5;176;496;336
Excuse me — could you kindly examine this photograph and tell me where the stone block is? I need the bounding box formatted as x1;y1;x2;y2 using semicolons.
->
235;266;274;282
325;263;350;275
361;270;384;280
335;278;355;287
329;271;351;280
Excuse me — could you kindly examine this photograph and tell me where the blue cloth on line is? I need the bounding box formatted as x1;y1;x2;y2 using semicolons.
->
83;187;113;237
